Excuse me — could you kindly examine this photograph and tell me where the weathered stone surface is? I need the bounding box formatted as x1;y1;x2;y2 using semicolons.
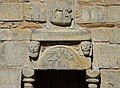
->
110;29;120;44
24;3;46;22
47;0;74;27
11;29;31;40
76;6;107;23
0;29;31;40
0;0;23;3
2;41;28;66
37;45;91;69
101;69;120;88
86;69;100;78
0;3;23;21
0;42;5;66
107;6;120;23
0;29;12;40
32;29;91;41
93;43;120;68
0;68;21;88
89;29;111;42
76;0;120;6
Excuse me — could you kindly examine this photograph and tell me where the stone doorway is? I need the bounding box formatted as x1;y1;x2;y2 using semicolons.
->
34;70;88;88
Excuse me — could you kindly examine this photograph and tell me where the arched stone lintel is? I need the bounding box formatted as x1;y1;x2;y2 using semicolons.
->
37;45;91;70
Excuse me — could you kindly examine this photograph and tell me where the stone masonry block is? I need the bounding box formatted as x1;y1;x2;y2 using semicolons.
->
31;29;91;41
76;6;107;23
0;68;21;88
101;69;120;88
24;3;46;22
0;42;5;66
110;29;120;44
0;29;31;41
76;0;120;6
0;3;23;21
3;41;29;66
107;6;120;23
93;43;120;68
89;29;111;42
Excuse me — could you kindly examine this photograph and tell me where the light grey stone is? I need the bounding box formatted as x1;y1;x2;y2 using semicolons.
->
3;41;29;66
76;0;120;6
0;3;23;21
89;29;111;42
101;69;120;88
0;29;31;40
23;3;46;22
0;68;21;88
76;6;107;23
28;41;40;58
93;43;120;68
37;45;91;70
11;29;31;40
110;29;120;44
0;41;5;66
47;0;74;28
31;29;91;41
0;29;13;40
107;6;120;23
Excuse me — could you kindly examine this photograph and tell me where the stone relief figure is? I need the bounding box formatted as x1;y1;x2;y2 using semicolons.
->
49;0;73;27
80;41;92;57
28;41;40;60
38;45;91;70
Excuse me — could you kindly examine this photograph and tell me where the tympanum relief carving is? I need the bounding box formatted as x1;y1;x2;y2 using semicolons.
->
28;41;92;70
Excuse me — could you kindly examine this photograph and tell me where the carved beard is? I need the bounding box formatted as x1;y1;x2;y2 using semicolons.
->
29;52;39;58
82;50;90;57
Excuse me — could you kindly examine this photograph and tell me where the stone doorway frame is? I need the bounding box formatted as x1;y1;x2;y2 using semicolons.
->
22;41;100;88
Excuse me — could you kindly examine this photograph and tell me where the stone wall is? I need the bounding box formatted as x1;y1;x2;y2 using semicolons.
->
0;0;120;88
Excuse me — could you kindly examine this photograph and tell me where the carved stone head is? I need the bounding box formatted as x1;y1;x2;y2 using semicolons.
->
28;41;40;58
50;0;73;26
81;41;91;57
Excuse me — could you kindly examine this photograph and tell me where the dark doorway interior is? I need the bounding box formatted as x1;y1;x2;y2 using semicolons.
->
34;70;88;88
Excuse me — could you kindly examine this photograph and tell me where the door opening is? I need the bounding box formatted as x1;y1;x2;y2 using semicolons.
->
34;70;88;88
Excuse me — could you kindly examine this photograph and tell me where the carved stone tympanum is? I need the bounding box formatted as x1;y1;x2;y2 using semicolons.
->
38;45;91;70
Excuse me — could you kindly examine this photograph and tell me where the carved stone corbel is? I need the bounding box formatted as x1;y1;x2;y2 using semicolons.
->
86;69;100;88
22;66;35;88
28;41;40;61
80;41;92;57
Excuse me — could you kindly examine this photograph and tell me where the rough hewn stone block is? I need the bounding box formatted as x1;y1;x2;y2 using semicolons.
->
3;41;29;66
24;3;46;22
0;3;23;21
93;43;120;68
76;6;107;23
76;0;120;6
107;6;120;23
101;69;120;88
0;68;21;88
89;29;111;42
0;29;31;40
110;29;120;44
0;42;5;66
11;29;31;40
31;29;91;41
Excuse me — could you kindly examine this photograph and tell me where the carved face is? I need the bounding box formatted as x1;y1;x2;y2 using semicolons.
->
28;41;40;58
81;41;91;56
50;0;73;26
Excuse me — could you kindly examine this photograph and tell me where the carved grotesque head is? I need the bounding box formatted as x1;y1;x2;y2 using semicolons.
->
28;41;40;58
81;41;91;57
50;0;73;26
